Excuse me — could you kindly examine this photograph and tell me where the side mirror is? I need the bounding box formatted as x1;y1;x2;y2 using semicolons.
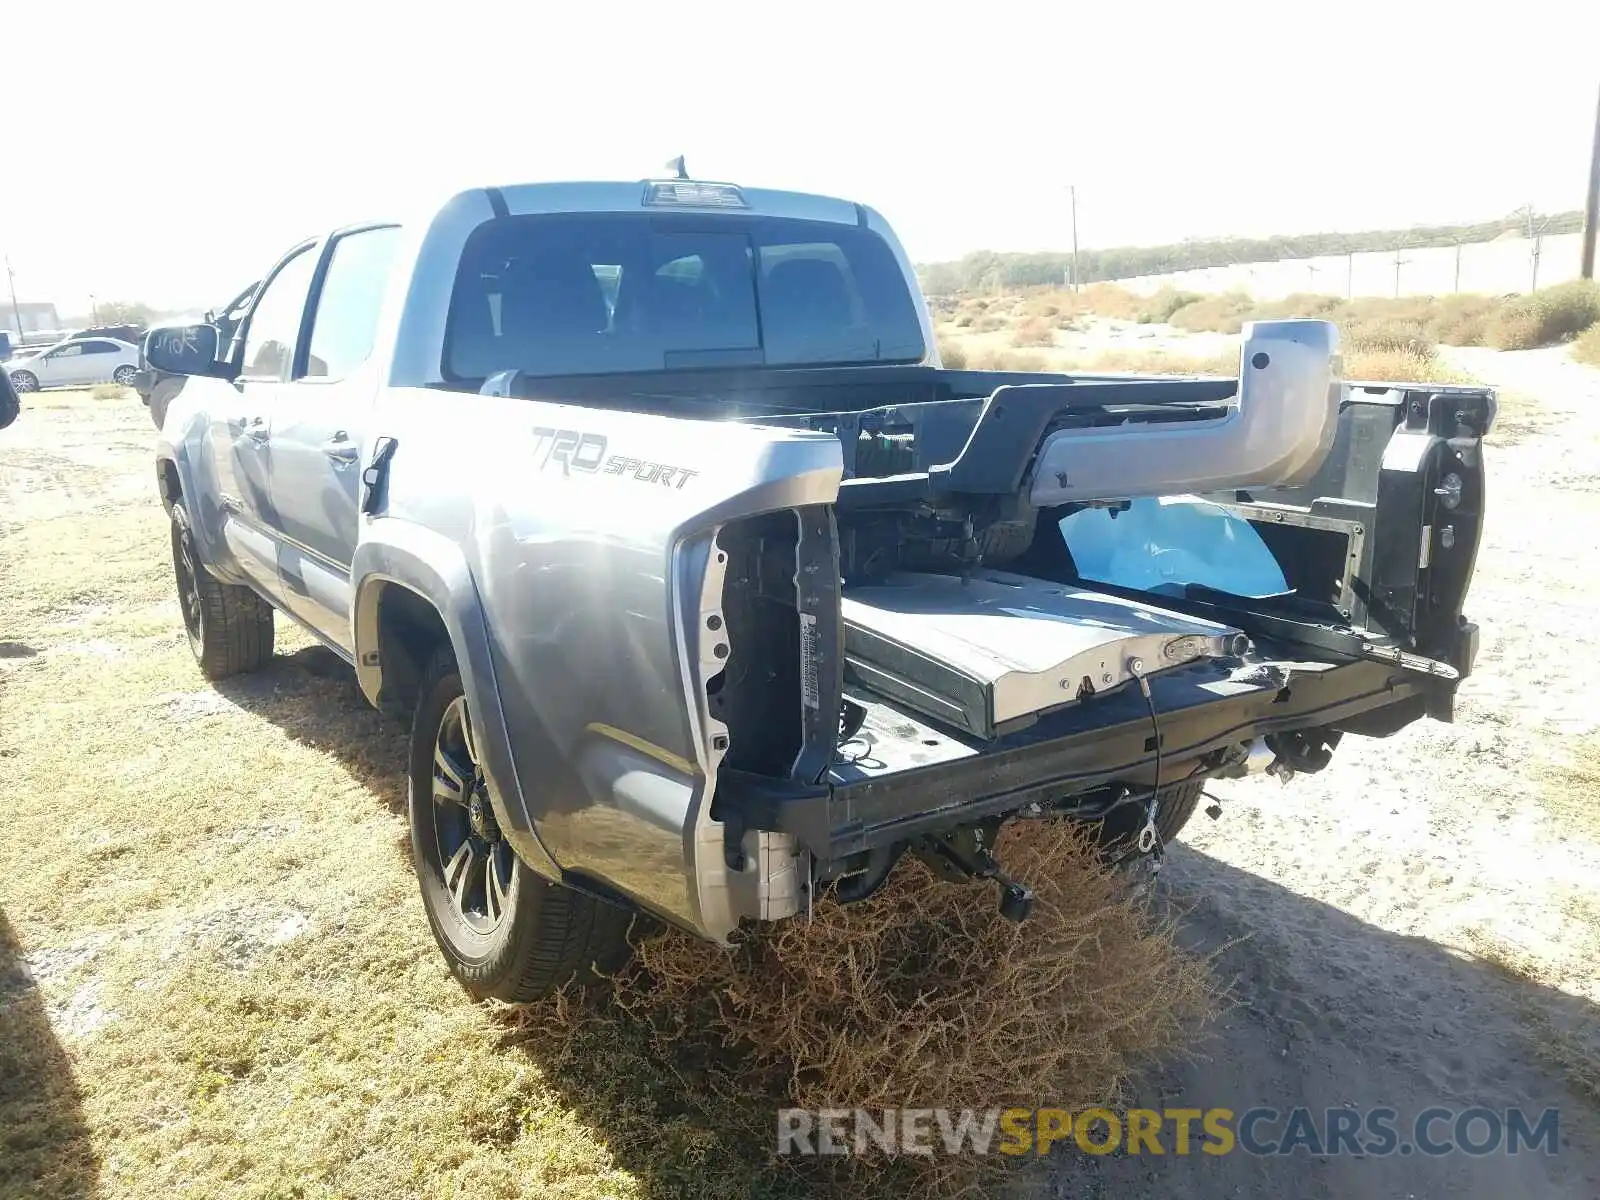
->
143;323;235;380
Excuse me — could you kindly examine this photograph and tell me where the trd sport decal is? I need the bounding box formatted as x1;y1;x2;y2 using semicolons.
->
531;427;700;489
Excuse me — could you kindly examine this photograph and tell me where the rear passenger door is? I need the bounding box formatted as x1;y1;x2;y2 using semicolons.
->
215;241;322;598
267;224;402;652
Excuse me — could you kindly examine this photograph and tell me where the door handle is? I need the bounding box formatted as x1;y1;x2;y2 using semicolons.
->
323;431;360;465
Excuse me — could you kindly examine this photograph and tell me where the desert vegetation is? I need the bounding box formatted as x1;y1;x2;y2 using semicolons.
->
932;279;1600;382
917;211;1585;294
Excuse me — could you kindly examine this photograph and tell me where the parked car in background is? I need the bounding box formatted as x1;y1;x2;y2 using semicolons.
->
0;331;14;361
68;322;147;345
3;336;140;391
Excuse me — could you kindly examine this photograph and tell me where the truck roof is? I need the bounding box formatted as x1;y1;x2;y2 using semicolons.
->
481;179;867;227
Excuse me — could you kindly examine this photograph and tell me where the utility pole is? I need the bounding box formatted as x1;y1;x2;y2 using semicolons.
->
4;256;22;336
1069;184;1081;294
1391;238;1412;298
1519;204;1554;290
1582;80;1600;280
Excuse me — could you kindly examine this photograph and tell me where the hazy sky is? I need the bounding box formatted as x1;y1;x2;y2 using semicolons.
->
4;0;1597;312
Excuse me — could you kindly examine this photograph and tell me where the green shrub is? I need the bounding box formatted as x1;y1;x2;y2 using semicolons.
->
1486;281;1600;350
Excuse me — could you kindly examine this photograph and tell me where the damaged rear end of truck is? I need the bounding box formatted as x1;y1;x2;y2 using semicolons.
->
476;318;1489;945
143;174;1492;1001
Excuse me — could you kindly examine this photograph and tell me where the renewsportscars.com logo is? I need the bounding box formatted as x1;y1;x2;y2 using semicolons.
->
776;1106;1562;1158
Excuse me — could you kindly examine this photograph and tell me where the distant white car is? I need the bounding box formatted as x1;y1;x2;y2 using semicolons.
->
4;337;141;392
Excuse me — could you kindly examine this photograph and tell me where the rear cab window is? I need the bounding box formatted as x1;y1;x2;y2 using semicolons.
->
443;212;925;382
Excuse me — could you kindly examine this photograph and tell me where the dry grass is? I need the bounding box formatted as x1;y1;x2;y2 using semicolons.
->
1462;918;1600;1108
1009;316;1058;348
1457;739;1600;1105
518;823;1215;1195
1531;735;1600;842
88;384;130;400
1340;348;1476;385
949;281;1600;358
0;390;1215;1200
1572;323;1600;367
1168;292;1257;335
1134;287;1203;325
957;346;1050;373
1063;348;1239;376
1485;281;1600;350
935;328;1471;385
937;340;969;369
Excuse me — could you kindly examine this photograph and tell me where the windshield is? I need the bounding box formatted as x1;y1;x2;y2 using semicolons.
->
444;212;926;380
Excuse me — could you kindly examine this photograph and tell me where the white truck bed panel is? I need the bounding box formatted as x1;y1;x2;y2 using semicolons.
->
841;569;1246;738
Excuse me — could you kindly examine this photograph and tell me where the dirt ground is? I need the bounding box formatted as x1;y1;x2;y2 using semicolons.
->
1053;344;1600;1198
2;350;1598;1198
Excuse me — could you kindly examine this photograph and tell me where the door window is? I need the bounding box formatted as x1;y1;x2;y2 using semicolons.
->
303;226;403;380
48;344;83;359
241;245;320;382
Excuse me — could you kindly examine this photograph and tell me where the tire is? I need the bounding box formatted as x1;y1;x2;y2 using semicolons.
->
169;499;275;679
407;645;634;1001
1093;778;1207;855
1154;779;1205;842
113;365;137;386
8;370;38;394
147;378;183;430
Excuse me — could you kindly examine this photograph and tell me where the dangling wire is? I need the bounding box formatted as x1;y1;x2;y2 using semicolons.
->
1132;661;1164;858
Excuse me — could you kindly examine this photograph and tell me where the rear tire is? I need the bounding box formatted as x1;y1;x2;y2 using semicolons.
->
169;499;274;679
407;645;634;1001
1154;779;1205;842
1093;778;1207;856
147;377;183;429
113;365;137;386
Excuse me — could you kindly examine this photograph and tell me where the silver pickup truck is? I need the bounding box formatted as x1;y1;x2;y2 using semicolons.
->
146;170;1490;1001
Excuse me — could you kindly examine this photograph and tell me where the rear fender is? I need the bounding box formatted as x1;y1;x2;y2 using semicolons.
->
457;404;843;939
351;520;563;880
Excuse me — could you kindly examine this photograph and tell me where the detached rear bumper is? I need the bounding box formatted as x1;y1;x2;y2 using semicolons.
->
723;651;1462;863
